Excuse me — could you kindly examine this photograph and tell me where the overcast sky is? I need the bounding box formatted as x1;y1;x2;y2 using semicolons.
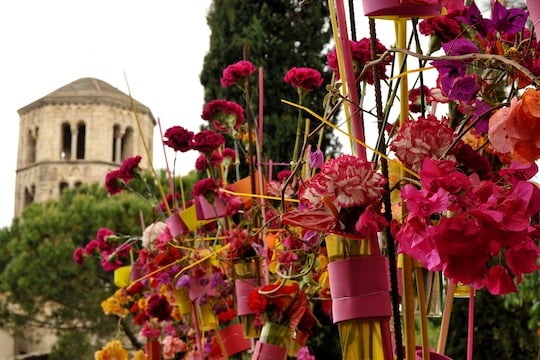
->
0;1;212;227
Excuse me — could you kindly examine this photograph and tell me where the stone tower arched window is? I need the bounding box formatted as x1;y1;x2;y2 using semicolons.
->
59;181;69;195
61;122;72;160
76;122;86;160
24;185;35;207
112;124;121;162
121;126;134;161
26;127;37;165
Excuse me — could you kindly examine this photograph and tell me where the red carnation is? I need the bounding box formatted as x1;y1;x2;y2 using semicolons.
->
284;67;324;92
192;178;221;197
201;99;245;133
221;60;256;87
247;288;268;314
105;169;124;195
105;156;142;195
146;294;173;321
163;126;194;152
119;155;142;177
192;130;225;154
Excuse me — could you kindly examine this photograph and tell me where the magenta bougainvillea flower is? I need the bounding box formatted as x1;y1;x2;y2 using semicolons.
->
393;158;540;295
354;205;388;238
308;146;324;169
201;99;245;133
163;125;194;152
327;38;392;84
457;1;527;38
220;60;256;88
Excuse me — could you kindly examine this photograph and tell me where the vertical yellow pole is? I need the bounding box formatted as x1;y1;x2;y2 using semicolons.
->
395;17;416;360
437;281;455;354
416;268;431;360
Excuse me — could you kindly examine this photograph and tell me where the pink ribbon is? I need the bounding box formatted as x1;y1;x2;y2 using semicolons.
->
251;340;287;360
194;195;227;220
328;256;392;322
235;278;257;316
219;323;251;356
361;0;442;17
166;211;189;237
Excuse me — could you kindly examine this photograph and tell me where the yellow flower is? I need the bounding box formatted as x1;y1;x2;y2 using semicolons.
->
101;290;129;317
94;339;128;360
317;254;328;270
132;350;146;360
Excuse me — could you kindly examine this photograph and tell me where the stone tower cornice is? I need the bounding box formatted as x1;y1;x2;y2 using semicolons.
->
17;77;156;125
15;159;122;174
14;77;154;219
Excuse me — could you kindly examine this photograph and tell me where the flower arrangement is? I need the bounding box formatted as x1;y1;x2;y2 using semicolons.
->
72;1;540;359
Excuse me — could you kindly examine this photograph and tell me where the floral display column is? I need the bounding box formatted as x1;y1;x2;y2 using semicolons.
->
251;321;291;360
326;236;393;360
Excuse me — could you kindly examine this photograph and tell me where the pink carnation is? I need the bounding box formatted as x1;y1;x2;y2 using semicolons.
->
301;155;386;209
73;247;85;265
390;115;456;173
163;335;187;360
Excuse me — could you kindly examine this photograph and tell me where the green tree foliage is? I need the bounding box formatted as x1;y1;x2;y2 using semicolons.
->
445;289;539;359
0;183;154;356
200;0;340;168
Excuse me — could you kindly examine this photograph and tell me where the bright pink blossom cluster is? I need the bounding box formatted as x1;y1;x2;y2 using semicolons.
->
393;158;540;295
327;38;393;84
73;228;132;271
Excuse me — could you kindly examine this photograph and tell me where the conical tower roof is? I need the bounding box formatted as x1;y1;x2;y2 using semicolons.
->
18;77;154;121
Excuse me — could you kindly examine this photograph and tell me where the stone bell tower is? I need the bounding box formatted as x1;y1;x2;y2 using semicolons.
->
14;77;155;218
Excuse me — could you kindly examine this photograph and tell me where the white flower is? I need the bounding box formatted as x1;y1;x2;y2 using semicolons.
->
141;221;166;248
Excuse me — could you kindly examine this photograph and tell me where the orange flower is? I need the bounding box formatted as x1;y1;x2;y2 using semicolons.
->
488;88;540;162
94;339;128;360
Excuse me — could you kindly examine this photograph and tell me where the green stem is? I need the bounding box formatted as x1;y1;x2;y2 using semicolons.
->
291;91;305;167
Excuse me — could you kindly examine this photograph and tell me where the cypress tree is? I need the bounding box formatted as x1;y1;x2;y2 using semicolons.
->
200;0;340;171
